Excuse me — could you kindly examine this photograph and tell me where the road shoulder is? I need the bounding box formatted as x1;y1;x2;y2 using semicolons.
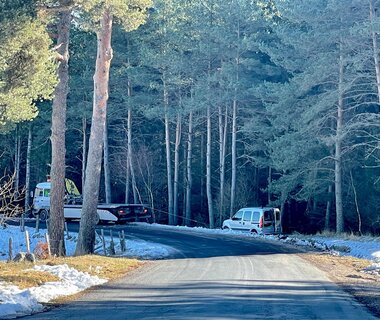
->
299;252;380;318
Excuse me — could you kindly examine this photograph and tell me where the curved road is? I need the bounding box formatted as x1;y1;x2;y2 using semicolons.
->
27;223;375;319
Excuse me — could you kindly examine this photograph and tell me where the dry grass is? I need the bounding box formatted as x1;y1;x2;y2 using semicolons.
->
0;255;142;290
37;255;142;280
314;230;380;242
301;252;380;317
0;261;59;289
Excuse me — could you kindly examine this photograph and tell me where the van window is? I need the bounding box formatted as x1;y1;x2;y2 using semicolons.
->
35;188;43;197
243;210;252;221
232;210;243;221
252;211;260;223
264;210;274;221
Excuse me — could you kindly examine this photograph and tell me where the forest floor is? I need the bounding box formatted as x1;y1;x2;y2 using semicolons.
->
302;252;380;318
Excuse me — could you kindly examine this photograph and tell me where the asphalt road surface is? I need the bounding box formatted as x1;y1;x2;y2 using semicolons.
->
26;223;376;320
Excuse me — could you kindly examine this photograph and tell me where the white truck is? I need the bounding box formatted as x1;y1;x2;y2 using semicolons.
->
32;180;152;224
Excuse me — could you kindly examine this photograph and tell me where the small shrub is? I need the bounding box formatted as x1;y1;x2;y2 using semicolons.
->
34;241;50;260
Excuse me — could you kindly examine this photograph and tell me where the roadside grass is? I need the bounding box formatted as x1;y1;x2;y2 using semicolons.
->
314;230;380;242
0;261;59;289
0;255;142;290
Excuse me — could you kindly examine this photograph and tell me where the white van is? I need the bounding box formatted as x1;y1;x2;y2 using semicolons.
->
222;207;281;234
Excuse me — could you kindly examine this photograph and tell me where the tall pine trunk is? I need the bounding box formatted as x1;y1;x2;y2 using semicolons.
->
75;9;113;255
24;124;32;214
206;105;214;228
81;116;87;192
218;105;227;225
103;117;111;203
173;113;181;225
127;102;138;204
335;43;344;234
185;111;193;226
230;98;237;214
324;184;332;231
49;6;71;256
14;126;21;196
164;80;173;225
370;2;380;107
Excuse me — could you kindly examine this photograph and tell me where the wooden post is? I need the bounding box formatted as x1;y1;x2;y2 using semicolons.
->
121;230;126;252
109;229;115;255
8;238;13;261
35;215;40;233
25;230;30;254
65;222;70;239
45;233;51;256
101;229;107;255
20;214;25;232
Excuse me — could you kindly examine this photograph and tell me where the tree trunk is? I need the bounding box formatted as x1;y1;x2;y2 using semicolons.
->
370;2;380;107
206;105;214;228
173;113;181;225
267;166;272;205
324;184;332;231
75;9;113;255
200;132;205;211
185;111;193;226
49;6;71;256
24;124;32;215
335;43;344;234
350;170;362;235
164;80;173;225
103;117;111;203
14;126;21;196
230;98;237;214
81;116;87;192
127;104;138;204
218;105;228;226
125;151;130;203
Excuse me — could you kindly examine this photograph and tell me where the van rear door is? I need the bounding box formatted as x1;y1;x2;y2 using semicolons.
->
262;209;275;234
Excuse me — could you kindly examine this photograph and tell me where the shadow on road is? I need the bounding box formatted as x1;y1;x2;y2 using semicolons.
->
31;279;374;319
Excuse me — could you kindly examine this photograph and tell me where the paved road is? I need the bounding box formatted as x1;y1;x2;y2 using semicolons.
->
26;223;375;319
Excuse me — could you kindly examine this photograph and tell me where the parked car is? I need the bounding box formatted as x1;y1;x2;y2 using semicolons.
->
32;181;154;224
222;207;281;234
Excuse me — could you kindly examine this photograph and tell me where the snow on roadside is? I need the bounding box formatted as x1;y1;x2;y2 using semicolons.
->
0;264;106;319
0;224;175;319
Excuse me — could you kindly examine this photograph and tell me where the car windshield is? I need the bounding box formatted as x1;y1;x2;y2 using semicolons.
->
232;210;243;220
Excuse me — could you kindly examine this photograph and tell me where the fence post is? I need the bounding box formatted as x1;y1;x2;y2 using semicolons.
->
35;215;40;233
25;230;30;254
109;230;115;255
8;238;13;261
101;229;107;255
45;233;51;257
65;222;70;239
20;214;25;232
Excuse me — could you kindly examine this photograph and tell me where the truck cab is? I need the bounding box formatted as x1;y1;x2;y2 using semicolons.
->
33;182;51;213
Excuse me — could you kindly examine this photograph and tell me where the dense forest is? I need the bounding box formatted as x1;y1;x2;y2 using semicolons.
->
1;0;380;240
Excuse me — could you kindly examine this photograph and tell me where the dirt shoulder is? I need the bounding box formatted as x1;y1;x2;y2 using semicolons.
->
300;251;380;318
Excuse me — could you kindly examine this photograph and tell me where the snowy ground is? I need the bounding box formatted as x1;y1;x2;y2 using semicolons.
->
1;222;380;319
0;224;176;319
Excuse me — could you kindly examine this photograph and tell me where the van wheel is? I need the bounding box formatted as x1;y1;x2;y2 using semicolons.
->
39;209;49;222
223;226;230;230
250;229;258;234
